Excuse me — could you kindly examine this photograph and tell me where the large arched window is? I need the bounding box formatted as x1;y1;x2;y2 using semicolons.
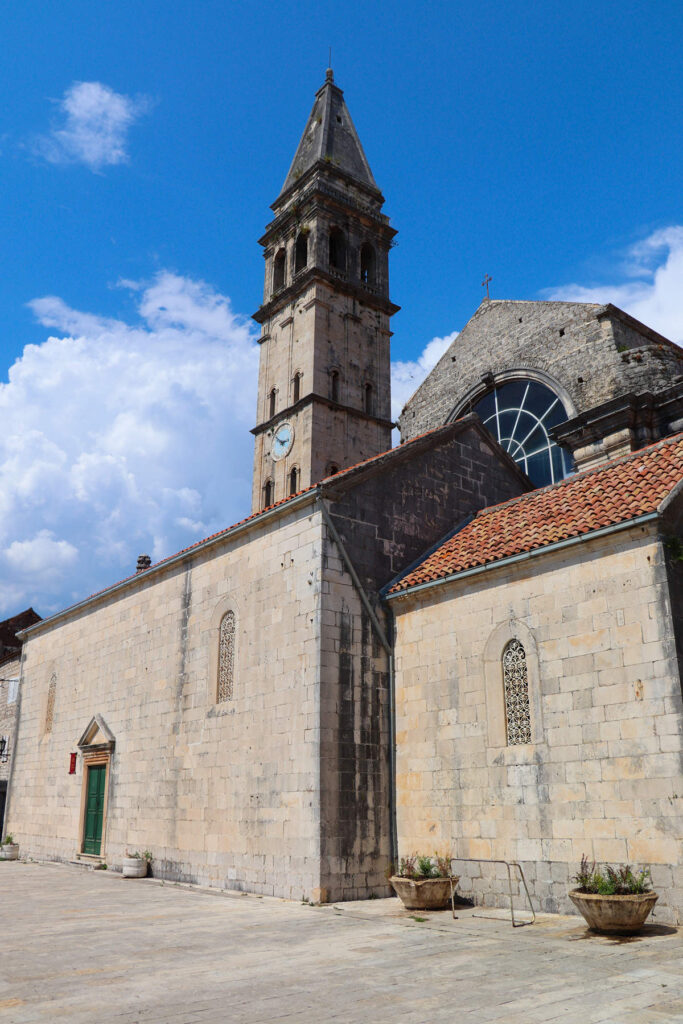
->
502;640;531;745
471;379;571;487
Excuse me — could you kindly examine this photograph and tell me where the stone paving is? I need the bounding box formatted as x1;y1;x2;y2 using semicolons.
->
1;862;682;1023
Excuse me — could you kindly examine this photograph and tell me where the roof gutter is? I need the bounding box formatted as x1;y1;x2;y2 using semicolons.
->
18;489;320;640
385;512;660;603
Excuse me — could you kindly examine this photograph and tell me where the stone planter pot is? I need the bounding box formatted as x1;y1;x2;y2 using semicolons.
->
122;856;148;878
569;889;658;934
390;875;459;910
0;844;19;861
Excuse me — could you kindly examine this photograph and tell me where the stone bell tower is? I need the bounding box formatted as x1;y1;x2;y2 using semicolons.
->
251;69;399;511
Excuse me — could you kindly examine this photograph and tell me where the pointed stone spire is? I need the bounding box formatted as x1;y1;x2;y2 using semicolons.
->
278;69;379;199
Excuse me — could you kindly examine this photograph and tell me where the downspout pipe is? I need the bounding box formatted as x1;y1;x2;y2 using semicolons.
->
316;498;398;870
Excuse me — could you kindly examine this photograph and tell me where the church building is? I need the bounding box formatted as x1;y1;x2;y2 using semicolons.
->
5;71;683;922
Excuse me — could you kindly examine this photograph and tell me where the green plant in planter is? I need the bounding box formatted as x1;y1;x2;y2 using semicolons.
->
2;834;14;845
395;852;453;879
573;854;652;895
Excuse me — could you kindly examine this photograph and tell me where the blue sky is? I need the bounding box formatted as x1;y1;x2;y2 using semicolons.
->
2;0;683;616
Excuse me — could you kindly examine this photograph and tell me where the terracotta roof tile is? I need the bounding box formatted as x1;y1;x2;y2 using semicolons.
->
388;433;683;595
26;425;455;629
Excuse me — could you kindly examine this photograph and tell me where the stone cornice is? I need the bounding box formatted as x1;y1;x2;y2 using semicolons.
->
251;392;394;435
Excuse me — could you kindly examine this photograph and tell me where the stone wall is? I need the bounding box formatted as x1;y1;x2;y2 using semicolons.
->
8;503;327;900
391;521;683;924
398;300;683;443
316;417;528;899
0;656;20;786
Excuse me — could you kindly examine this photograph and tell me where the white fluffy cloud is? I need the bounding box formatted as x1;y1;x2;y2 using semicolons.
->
34;81;151;170
391;331;457;422
545;226;683;344
0;273;258;616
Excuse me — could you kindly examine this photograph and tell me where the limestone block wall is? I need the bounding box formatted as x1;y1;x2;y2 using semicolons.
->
8;505;326;900
0;656;20;786
319;535;391;901
392;523;683;924
399;300;683;442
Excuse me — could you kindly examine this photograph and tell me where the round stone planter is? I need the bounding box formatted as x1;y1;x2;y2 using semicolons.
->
0;844;19;861
390;875;459;910
569;889;659;934
122;856;148;878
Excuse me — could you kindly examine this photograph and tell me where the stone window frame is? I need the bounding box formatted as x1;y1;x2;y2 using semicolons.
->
208;596;241;707
44;673;57;735
483;620;544;749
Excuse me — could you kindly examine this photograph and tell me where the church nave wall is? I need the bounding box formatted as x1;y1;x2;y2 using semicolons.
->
392;522;683;924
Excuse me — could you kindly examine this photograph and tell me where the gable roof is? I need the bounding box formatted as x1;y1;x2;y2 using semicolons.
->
387;433;683;596
278;70;379;199
20;419;512;639
0;607;41;666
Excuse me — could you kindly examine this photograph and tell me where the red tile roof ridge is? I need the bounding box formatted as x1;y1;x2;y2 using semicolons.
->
470;431;683;521
387;431;683;596
22;423;463;633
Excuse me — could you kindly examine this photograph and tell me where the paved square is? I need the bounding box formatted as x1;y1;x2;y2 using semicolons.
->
1;862;681;1023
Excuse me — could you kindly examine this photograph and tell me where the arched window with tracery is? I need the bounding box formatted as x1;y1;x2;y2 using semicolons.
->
45;674;56;733
471;379;571;488
503;640;531;745
217;611;236;703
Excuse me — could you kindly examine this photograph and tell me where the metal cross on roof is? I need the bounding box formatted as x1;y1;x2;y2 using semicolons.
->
482;274;492;299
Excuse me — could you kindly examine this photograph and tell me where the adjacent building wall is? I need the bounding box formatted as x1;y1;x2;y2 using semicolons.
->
392;521;683;924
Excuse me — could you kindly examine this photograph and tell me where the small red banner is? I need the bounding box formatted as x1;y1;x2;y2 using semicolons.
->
69;752;77;774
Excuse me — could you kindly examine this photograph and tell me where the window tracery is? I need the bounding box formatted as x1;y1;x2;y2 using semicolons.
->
218;611;235;703
45;674;57;733
503;640;531;745
472;379;571;487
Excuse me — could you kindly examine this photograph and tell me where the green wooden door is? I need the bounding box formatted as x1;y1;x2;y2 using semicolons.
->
83;764;106;855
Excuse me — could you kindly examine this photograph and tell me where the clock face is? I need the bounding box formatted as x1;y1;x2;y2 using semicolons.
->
271;421;294;461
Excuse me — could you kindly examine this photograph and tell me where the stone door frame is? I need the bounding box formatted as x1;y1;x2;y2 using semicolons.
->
76;715;115;859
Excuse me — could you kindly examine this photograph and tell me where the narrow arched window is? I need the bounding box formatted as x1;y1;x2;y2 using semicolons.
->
269;388;277;420
45;674;56;733
329;369;340;403
217;611;235;702
360;243;376;285
364;382;373;415
329;227;346;271
295;232;308;274
292;372;302;404
273;249;286;292
289;466;299;495
327;463;339;476
503;640;531;745
263;479;274;507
